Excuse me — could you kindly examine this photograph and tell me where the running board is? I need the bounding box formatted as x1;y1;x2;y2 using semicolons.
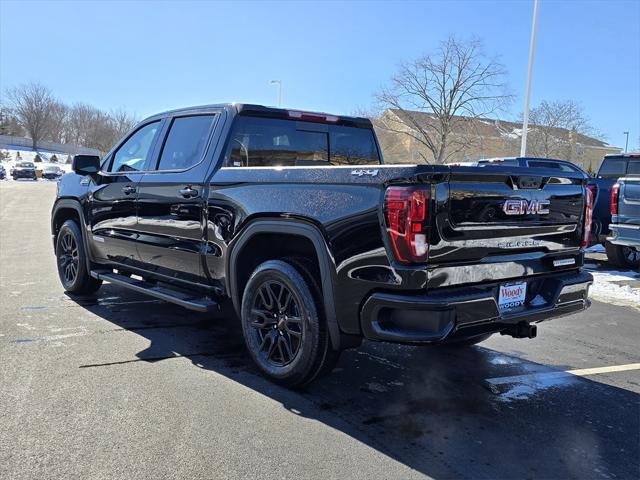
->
90;270;218;312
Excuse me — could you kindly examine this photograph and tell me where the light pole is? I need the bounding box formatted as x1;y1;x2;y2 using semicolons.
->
270;80;282;107
520;0;539;157
623;131;629;153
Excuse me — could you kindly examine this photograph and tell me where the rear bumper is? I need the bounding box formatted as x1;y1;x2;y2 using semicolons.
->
360;270;592;344
607;224;640;249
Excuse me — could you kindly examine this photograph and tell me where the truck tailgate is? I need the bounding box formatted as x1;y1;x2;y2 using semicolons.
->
424;166;587;285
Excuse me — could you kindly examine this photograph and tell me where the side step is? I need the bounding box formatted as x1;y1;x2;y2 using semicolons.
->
90;270;218;313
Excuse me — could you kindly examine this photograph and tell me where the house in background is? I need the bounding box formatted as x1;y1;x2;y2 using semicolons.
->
375;109;621;173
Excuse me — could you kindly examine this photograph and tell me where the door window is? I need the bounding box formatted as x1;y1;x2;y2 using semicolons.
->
156;115;216;171
110;121;160;173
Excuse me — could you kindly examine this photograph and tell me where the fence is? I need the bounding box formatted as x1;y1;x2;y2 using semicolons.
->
0;135;102;156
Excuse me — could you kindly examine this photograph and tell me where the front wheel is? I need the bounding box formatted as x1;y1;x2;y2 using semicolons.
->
605;241;640;269
56;220;102;294
240;260;334;387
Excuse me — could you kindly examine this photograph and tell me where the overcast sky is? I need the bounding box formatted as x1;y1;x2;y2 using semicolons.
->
1;0;638;149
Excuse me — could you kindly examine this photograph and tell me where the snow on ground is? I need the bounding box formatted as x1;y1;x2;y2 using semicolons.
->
586;267;640;310
1;147;73;179
584;244;606;254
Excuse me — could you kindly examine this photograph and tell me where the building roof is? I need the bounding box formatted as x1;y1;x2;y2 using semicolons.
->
387;109;612;148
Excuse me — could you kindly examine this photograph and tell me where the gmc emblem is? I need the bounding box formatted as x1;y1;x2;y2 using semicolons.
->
503;199;550;215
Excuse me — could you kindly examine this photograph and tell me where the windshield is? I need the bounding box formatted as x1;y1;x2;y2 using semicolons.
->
17;162;35;168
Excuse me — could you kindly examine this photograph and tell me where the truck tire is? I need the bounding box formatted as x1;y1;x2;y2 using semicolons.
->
605;241;640;269
240;259;335;387
55;220;102;295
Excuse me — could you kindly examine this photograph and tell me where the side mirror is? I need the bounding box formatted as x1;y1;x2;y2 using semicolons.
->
72;155;101;176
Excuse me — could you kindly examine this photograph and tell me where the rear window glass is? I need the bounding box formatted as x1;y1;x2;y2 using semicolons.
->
225;116;379;167
598;158;627;178
627;160;640;175
528;161;579;173
477;159;519;167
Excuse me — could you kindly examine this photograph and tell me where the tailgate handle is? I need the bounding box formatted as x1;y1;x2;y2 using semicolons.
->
515;176;543;189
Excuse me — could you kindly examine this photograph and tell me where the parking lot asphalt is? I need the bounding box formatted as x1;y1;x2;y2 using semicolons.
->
1;180;639;480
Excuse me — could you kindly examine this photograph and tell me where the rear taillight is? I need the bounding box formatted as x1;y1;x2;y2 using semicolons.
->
611;183;620;215
384;186;430;264
582;184;596;248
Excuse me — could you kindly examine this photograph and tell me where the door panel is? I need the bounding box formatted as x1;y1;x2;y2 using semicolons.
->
90;173;144;266
89;120;163;266
135;114;217;282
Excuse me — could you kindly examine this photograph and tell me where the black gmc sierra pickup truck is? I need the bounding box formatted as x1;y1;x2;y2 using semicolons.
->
52;103;593;386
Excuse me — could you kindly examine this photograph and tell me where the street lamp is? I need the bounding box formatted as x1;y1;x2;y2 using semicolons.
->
520;0;539;157
270;80;282;107
623;131;629;153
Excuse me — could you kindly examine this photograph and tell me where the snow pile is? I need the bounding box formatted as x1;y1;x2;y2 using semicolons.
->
585;244;606;254
587;268;640;310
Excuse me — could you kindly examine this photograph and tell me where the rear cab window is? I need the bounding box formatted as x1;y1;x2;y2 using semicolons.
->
627;160;640;175
598;157;627;179
527;160;581;173
224;116;380;167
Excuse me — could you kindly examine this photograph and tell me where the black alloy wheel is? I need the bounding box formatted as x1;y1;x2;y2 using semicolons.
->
58;230;79;285
55;220;102;294
241;259;338;387
249;280;304;367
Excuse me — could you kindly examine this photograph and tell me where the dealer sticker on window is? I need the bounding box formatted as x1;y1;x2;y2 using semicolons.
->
498;282;527;312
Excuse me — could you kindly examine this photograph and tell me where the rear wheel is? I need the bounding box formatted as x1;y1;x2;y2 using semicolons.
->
605;241;640;269
240;260;336;387
56;220;102;294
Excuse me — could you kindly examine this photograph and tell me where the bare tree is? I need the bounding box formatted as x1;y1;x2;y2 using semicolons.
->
0;106;24;136
47;101;69;144
376;36;512;163
107;108;137;146
65;104;137;153
525;100;601;159
5;82;57;150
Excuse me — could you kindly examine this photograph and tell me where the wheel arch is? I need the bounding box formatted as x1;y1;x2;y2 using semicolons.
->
52;199;93;271
227;219;344;349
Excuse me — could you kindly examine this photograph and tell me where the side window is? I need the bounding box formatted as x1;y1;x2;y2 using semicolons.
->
329;125;380;165
156;115;216;171
627;160;640;175
598;158;626;178
110;122;160;173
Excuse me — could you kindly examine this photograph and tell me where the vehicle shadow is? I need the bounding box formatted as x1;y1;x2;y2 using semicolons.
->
71;285;640;479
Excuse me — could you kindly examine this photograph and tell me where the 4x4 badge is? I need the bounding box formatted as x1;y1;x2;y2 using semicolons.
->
351;169;378;177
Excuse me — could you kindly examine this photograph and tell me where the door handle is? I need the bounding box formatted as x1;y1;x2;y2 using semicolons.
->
122;185;136;195
179;186;199;198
